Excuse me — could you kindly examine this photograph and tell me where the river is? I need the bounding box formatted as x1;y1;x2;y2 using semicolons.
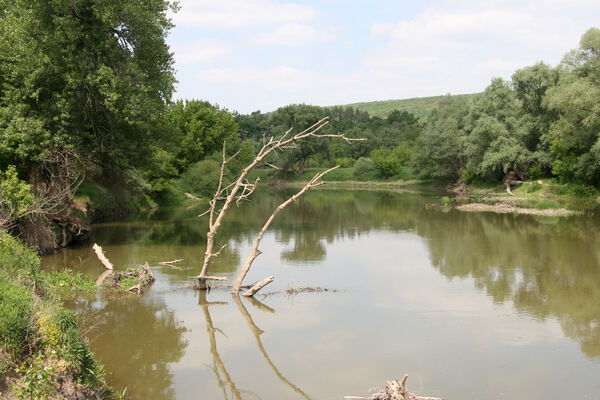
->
42;187;600;399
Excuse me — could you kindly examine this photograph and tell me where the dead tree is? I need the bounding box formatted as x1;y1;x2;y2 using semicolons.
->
232;166;339;295
196;117;363;289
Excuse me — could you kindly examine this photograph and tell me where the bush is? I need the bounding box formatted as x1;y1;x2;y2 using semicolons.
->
0;280;34;358
0;165;34;227
354;157;374;176
0;232;41;289
370;144;413;178
181;159;222;198
335;157;355;168
526;183;544;193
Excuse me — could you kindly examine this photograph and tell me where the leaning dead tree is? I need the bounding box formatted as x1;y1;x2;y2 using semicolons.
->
196;117;363;290
231;166;339;295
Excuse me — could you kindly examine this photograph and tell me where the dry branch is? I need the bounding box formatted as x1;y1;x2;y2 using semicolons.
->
231;166;339;294
197;117;364;288
158;259;183;265
262;284;339;297
242;276;274;297
344;375;446;400
92;243;113;270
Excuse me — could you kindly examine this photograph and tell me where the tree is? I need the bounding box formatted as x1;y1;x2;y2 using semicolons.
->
412;95;470;180
466;78;529;178
544;28;600;184
167;100;239;172
0;0;177;176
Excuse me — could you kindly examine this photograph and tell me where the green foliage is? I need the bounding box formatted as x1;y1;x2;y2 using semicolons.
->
12;353;57;400
370;144;413;178
0;280;34;358
182;159;221;198
0;0;177;174
0;166;34;225
0;231;41;286
526;183;544;193
44;270;97;300
167;100;239;172
61;329;102;385
354;157;374;176
413;95;470;180
342;94;476;120
335;157;355;168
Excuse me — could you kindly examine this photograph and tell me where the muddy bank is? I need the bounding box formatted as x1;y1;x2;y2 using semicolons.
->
456;202;577;217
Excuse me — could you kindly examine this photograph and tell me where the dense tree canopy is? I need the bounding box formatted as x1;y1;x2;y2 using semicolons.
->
0;0;177;174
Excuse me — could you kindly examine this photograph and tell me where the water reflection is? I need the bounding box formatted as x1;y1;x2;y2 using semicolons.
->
77;295;188;399
415;211;600;358
198;291;246;400
233;296;312;399
41;188;600;399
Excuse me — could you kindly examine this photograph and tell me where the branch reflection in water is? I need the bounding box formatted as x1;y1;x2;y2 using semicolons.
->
198;289;312;399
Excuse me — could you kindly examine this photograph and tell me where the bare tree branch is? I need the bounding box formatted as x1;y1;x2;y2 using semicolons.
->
197;116;364;288
231;166;339;295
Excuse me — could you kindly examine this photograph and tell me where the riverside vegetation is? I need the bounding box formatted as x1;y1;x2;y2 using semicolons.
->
1;0;600;396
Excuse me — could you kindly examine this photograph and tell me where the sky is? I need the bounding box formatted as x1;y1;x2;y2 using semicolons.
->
166;0;600;114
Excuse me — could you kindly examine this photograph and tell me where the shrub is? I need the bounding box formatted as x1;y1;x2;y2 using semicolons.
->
181;159;222;198
354;157;374;176
0;280;34;358
335;157;355;168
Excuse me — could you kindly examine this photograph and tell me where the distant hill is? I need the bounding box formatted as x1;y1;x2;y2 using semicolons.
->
342;93;477;120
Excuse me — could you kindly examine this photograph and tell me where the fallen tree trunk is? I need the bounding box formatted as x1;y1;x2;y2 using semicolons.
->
242;276;274;297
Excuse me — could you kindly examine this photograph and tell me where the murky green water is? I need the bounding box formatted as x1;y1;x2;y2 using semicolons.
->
43;188;600;400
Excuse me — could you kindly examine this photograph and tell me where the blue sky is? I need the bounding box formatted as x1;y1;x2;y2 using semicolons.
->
166;0;600;114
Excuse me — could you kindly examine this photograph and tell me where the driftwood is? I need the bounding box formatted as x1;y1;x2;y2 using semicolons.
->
185;192;200;200
345;375;446;400
158;259;183;265
197;118;364;289
125;262;155;294
92;243;113;270
242;276;274;297
232;166;339;295
262;284;339;297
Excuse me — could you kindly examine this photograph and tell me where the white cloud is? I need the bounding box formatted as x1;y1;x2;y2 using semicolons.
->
171;1;600;113
251;23;335;46
172;0;317;28
172;39;231;65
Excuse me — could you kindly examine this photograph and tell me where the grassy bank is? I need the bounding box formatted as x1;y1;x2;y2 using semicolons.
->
0;232;117;399
461;180;599;214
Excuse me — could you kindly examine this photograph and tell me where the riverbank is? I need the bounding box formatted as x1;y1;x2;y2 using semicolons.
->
265;168;598;216
0;232;117;399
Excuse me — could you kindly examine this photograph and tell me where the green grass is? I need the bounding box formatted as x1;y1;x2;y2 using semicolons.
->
0;232;112;397
341;93;477;119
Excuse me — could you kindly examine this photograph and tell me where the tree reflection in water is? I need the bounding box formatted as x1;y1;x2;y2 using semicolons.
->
198;289;313;400
79;296;188;399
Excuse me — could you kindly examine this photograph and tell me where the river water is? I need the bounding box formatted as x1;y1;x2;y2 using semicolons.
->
42;188;600;400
